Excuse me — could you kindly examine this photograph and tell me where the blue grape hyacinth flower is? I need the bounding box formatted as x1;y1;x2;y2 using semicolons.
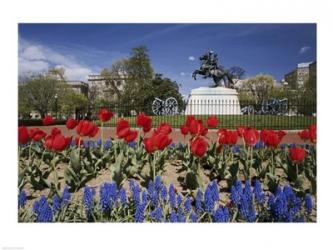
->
213;206;230;222
254;140;265;149
141;190;148;205
18;190;27;209
104;139;112;150
128;141;137;148
190;212;198;222
195;190;203;214
118;188;127;206
148;180;159;207
203;180;220;214
83;186;96;217
254;179;265;204
184;197;192;214
168;183;176;208
150;207;163;222
160;185;168;202
239;194;257;222
304;194;313;215
33;196;53;223
62;186;71;206
176;194;183;208
52;195;61;212
135;203;146;223
177;208;186;223
129;179;141;207
233;145;240;154
170;210;178;223
154;176;163;192
100;182;118;212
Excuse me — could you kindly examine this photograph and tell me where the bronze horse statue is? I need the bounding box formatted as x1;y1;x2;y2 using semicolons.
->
192;51;235;88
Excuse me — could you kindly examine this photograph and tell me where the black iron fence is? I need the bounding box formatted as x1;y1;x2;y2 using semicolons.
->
84;100;316;130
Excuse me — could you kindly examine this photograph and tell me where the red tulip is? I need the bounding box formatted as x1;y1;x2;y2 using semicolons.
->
118;127;131;139
180;125;189;136
52;134;71;152
189;118;207;136
124;130;138;143
143;124;152;133
207;115;219;128
152;132;172;150
143;129;172;153
29;128;46;142
89;124;99;138
44;134;54;150
277;130;286;139
244;128;259;146
289;147;306;163
309;124;316;132
261;129;283;148
218;129;238;145
66;118;78;130
137;113;152;132
237;125;249;137
190;136;208;157
42;115;54;126
265;131;280;148
309;124;316;143
298;129;310;140
116;119;131;139
156;123;172;135
185;115;196;128
99;108;113;122
218;129;228;144
227;130;238;145
143;137;155;154
76;120;95;137
260;129;270;142
51;127;61;136
117;119;129;133
18;126;30;144
189;119;199;135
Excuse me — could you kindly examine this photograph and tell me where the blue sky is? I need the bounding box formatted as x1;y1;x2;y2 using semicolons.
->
18;23;316;95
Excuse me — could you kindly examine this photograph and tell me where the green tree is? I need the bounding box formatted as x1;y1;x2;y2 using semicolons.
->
18;84;33;118
120;46;154;110
60;91;88;118
126;46;154;82
241;74;275;104
18;74;59;118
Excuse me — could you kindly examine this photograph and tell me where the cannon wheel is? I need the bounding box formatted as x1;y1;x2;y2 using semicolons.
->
152;98;163;115
165;97;178;115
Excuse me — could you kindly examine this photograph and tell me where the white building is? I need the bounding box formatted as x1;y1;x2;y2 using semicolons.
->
87;73;127;101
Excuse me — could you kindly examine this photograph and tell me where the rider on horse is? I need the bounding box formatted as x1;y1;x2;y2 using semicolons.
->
192;50;235;88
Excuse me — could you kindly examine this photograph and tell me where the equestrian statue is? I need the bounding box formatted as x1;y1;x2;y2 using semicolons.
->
192;50;236;88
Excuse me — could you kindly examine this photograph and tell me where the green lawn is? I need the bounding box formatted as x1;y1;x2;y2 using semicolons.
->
97;114;316;130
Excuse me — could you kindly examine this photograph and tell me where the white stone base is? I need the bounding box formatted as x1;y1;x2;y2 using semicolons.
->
185;87;241;115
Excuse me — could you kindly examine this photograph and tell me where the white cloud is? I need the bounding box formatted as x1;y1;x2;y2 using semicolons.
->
18;38;93;81
188;56;195;61
299;46;311;54
180;72;186;76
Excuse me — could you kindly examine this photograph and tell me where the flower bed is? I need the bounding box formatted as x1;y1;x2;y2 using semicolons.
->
18;112;317;223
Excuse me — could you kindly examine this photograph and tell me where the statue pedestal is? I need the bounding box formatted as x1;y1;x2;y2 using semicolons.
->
185;86;241;115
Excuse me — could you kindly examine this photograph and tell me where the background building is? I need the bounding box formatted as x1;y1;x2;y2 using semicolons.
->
284;61;316;89
67;81;89;97
87;74;127;102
